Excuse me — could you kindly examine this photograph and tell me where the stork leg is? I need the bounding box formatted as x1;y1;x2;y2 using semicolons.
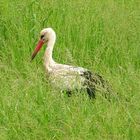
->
65;90;72;97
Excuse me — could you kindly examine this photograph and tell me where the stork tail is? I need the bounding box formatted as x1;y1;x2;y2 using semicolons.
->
81;70;113;99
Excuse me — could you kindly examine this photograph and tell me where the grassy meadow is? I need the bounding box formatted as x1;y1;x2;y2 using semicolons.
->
0;0;140;139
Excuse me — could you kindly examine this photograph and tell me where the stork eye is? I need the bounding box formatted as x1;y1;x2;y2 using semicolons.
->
41;35;44;39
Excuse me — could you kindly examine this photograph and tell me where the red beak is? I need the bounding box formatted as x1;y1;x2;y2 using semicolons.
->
31;39;44;60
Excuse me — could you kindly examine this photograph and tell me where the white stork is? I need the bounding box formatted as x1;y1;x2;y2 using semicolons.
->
31;28;111;98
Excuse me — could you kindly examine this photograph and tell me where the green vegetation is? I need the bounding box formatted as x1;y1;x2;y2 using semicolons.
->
0;0;140;139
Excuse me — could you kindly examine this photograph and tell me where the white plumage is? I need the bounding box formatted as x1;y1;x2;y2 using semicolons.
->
31;28;111;98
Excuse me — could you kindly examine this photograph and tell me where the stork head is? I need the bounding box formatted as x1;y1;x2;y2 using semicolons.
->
31;27;56;60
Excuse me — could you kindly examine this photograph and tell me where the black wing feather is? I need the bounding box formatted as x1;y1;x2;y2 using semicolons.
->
81;70;112;98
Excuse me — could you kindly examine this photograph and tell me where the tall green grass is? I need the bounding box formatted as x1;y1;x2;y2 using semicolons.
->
0;0;140;139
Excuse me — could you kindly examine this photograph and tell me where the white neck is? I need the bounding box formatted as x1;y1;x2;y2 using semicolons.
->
44;35;56;71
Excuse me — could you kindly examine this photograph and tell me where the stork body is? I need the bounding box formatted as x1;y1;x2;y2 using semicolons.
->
31;28;111;98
